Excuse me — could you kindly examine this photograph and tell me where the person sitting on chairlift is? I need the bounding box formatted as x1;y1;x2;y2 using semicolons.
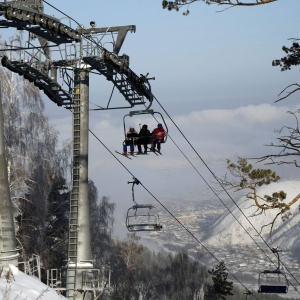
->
151;123;165;153
123;127;138;156
137;124;151;154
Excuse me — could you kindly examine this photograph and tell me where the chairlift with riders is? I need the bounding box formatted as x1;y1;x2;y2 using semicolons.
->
123;109;168;151
125;178;162;232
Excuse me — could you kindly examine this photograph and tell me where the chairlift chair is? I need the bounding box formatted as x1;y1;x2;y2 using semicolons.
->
258;248;289;294
123;109;168;147
126;204;162;232
125;178;162;232
258;270;288;293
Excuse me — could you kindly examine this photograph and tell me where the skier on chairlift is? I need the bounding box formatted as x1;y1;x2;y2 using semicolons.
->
150;123;165;153
123;127;138;156
137;124;151;154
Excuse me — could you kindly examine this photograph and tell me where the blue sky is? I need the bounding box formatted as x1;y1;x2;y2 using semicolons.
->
2;1;300;238
43;0;300;237
44;0;300;110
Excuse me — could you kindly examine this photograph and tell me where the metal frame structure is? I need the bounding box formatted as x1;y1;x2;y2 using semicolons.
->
0;1;155;299
0;84;19;266
258;248;289;294
123;109;168;144
125;178;162;232
0;1;154;110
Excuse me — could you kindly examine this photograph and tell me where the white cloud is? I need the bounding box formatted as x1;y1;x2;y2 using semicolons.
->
50;103;300;240
175;104;294;127
52;103;300;178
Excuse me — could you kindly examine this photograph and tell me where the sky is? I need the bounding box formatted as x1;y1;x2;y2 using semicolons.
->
2;0;300;239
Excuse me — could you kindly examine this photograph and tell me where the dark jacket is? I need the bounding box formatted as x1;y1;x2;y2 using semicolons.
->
124;130;138;145
138;128;151;144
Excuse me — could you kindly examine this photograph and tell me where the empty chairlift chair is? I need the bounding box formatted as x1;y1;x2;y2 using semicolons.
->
125;178;162;232
258;248;289;294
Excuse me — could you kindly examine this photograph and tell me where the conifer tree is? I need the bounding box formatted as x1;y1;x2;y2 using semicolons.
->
208;261;233;300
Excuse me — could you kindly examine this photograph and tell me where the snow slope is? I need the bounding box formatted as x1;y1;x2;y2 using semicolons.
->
203;180;300;250
0;181;298;299
0;265;66;300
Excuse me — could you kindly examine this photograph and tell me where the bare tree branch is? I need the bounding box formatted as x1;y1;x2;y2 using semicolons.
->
253;110;300;168
259;211;281;237
275;83;300;103
162;0;277;15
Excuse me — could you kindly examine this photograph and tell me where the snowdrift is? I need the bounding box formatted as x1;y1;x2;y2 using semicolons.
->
0;265;66;300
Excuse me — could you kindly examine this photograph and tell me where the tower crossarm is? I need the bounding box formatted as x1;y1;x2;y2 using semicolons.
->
0;1;81;43
82;51;153;108
0;1;154;110
79;25;136;55
104;51;153;101
2;55;73;107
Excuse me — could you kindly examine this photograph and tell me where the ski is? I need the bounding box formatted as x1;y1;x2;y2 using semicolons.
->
147;148;158;156
155;149;162;155
115;151;133;159
149;148;162;155
136;151;150;155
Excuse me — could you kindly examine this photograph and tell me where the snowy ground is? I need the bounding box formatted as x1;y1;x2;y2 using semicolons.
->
0;265;66;300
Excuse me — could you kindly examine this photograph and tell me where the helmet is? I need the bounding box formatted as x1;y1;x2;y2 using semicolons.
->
158;123;163;128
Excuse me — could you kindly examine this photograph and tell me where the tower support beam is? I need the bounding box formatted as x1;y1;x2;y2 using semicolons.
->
0;86;19;266
66;70;93;300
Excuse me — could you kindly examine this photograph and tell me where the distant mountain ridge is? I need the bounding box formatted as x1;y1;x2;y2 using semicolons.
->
203;180;300;251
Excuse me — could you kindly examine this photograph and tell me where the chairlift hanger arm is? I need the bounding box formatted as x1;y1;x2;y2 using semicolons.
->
128;178;140;205
271;248;282;271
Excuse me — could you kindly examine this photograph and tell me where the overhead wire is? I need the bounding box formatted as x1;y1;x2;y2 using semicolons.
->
151;95;300;291
150;109;300;293
12;0;299;293
88;128;259;299
43;1;82;29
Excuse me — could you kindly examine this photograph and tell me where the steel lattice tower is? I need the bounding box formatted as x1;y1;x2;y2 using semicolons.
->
0;1;154;298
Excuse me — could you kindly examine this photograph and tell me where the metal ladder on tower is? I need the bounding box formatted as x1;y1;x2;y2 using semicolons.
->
66;86;81;299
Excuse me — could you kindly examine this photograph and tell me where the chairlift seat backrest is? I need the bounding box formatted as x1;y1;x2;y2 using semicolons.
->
126;204;162;232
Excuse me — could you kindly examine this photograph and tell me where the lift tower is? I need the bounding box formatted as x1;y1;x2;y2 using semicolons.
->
66;69;92;299
0;0;154;298
0;85;19;266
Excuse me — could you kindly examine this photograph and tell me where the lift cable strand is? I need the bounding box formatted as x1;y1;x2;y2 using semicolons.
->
151;113;300;288
152;95;300;290
43;1;299;292
89;129;261;298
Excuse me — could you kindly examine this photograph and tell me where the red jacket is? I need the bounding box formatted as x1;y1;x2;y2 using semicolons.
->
152;128;165;142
